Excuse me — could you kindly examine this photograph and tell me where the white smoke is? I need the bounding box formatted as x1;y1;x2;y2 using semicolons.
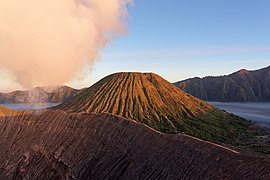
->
0;0;132;89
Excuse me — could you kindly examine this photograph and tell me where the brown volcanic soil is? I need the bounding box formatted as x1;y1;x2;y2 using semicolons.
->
0;109;270;179
56;72;261;144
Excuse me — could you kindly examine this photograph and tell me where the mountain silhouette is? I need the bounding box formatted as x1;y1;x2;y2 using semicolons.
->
174;66;270;102
0;85;81;103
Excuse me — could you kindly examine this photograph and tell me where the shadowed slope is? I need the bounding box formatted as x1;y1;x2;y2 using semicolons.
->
174;65;270;102
0;109;270;179
56;72;259;144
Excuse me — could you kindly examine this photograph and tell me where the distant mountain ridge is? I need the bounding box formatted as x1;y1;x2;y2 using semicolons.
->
174;65;270;102
0;85;81;103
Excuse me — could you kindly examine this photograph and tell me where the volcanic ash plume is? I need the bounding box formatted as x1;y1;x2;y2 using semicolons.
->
0;0;132;88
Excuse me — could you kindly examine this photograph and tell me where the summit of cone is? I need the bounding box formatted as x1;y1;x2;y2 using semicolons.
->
56;72;260;143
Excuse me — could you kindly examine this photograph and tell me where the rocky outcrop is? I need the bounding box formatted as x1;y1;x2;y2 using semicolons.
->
0;109;270;179
174;66;270;102
0;85;81;103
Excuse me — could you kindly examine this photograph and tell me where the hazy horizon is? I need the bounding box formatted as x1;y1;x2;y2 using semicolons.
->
0;64;269;93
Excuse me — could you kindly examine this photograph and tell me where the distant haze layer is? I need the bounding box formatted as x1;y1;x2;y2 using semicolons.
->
0;0;132;89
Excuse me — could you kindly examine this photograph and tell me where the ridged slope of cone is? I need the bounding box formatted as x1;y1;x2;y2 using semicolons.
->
56;72;259;143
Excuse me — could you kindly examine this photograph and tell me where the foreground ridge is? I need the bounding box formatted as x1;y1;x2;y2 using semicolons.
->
0;109;269;179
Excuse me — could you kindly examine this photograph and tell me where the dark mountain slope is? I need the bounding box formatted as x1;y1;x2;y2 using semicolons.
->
174;66;270;102
0;108;270;179
56;72;262;145
0;85;81;103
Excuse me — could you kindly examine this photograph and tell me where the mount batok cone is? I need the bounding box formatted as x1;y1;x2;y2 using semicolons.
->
56;72;260;144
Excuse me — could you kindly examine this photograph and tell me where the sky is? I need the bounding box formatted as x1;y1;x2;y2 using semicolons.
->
1;0;270;91
69;0;270;88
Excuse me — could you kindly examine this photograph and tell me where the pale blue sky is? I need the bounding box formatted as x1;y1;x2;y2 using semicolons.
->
1;0;269;91
69;0;270;88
